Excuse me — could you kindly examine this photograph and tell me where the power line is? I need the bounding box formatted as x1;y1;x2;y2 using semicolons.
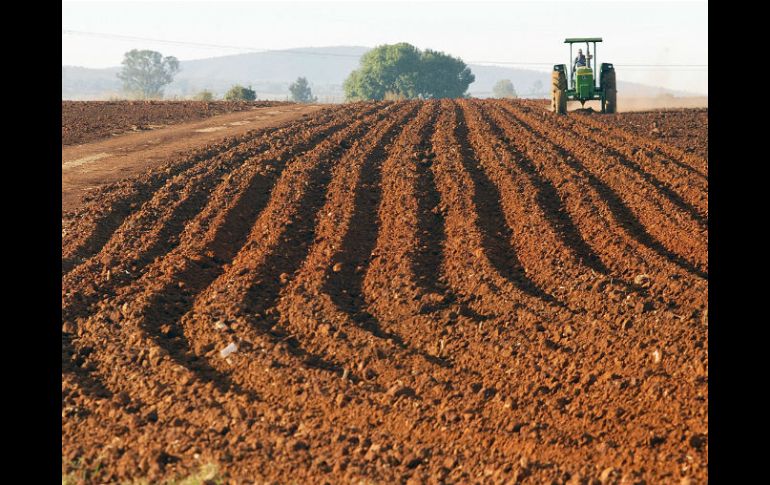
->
63;29;266;52
470;60;707;68
613;64;708;67
62;29;708;69
62;30;363;58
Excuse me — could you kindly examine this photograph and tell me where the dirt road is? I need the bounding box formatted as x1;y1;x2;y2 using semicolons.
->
62;103;324;211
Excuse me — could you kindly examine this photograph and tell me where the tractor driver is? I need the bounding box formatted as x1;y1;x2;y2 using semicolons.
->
572;48;590;84
573;48;587;70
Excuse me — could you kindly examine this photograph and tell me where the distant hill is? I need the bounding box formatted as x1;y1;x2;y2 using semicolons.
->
62;46;700;101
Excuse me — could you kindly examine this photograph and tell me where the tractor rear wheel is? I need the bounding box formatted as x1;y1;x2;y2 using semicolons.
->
604;88;617;114
601;67;617;114
552;70;567;114
553;90;567;114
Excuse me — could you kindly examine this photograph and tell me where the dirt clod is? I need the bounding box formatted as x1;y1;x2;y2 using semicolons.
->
600;467;616;484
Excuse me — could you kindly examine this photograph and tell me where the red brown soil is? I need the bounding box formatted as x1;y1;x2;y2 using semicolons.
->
62;104;325;213
587;108;708;160
62;100;293;146
62;99;708;484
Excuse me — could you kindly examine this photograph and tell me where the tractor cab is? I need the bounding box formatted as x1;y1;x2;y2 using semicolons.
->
551;37;616;114
567;37;600;90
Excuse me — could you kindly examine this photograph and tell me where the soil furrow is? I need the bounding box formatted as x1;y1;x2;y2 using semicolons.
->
62;103;401;482
429;99;567;322
93;104;396;395
63;100;708;485
62;104;363;324
459;99;636;318
361;100;465;350
166;102;412;391
568;105;708;178
595;108;708;160
64;105;381;403
61;105;352;275
471;101;610;276
177;101;497;481
456;100;710;455
322;103;432;348
262;102;595;483
502;104;707;279
453;102;563;307
531;103;708;225
62;148;215;274
275;101;443;379
506;102;708;265
486;102;707;316
62;332;113;401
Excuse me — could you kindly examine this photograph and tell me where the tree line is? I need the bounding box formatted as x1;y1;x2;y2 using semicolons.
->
117;49;319;102
116;46;537;102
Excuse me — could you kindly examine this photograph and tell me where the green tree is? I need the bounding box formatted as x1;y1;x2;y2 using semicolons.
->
224;84;257;101
117;49;180;99
492;79;517;99
344;43;474;101
417;49;475;99
289;77;317;103
344;43;421;101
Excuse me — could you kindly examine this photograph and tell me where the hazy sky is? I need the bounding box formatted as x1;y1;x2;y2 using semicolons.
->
62;0;708;94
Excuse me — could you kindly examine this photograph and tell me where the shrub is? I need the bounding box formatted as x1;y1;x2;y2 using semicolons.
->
223;85;256;101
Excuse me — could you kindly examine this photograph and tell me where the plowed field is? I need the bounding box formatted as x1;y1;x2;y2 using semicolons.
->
62;100;292;146
592;108;708;159
62;99;708;484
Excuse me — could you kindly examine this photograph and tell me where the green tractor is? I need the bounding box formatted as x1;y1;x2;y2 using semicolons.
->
552;37;616;114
